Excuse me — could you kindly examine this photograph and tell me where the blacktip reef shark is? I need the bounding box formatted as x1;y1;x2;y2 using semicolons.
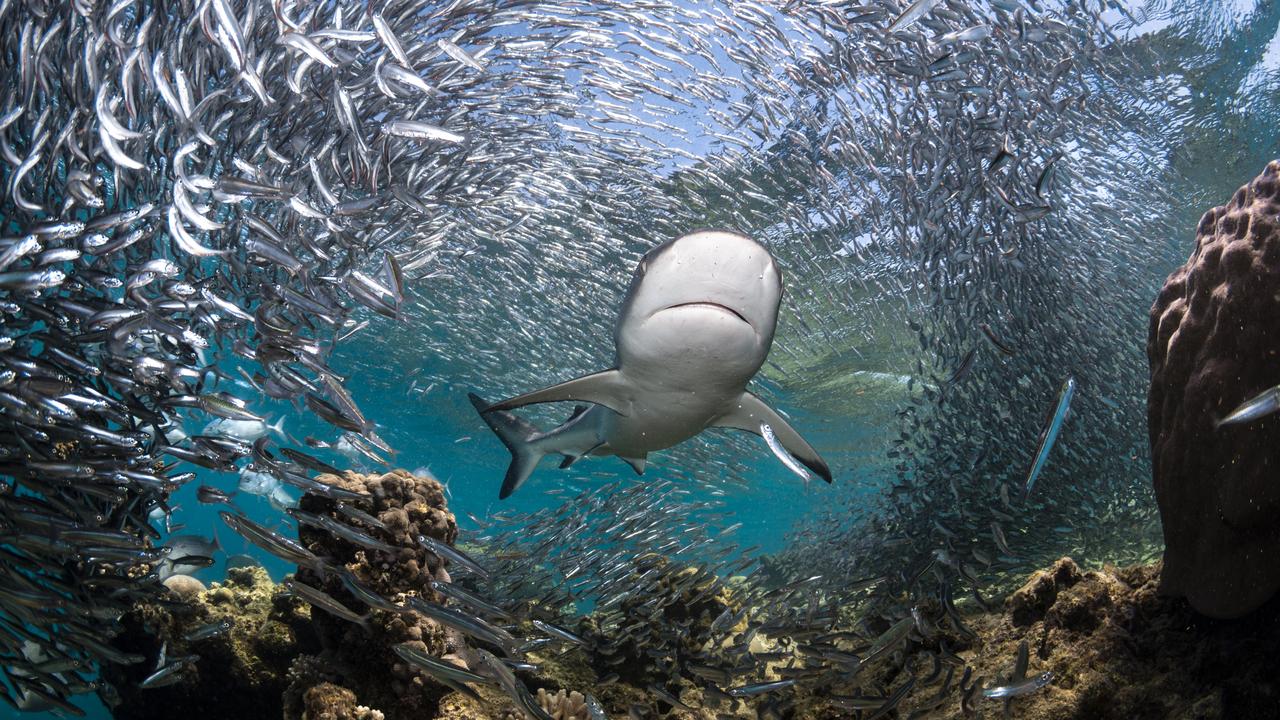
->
470;230;832;499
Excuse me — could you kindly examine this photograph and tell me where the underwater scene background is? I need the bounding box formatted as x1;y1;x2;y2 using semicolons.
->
3;0;1280;717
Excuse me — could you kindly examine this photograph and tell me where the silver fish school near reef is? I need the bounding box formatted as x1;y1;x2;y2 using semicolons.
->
0;0;1269;717
471;230;831;498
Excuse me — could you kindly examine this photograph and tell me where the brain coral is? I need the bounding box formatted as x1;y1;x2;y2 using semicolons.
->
1147;159;1280;618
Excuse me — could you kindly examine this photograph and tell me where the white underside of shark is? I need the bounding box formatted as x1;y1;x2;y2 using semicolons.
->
471;230;831;498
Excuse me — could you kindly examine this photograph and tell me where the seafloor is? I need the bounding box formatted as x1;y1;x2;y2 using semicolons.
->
102;470;1280;720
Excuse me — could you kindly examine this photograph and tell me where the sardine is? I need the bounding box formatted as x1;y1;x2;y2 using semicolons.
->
1216;385;1280;428
983;670;1054;699
1025;377;1076;496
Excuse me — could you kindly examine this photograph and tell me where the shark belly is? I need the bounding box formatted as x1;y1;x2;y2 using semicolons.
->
596;383;738;457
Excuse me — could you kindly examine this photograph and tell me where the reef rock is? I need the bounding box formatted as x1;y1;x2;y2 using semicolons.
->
1006;556;1084;627
299;682;385;720
813;558;1280;720
285;469;458;720
162;573;207;598
918;559;1280;719
103;565;315;720
1148;159;1280;618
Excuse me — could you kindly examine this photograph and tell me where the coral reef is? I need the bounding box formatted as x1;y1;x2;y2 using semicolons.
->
586;553;740;689
535;688;589;720
107;469;743;720
1148;159;1280;618
844;558;1280;719
285;469;459;720
103;470;479;720
162;574;208;598
108;544;1280;720
299;682;385;720
102;565;316;720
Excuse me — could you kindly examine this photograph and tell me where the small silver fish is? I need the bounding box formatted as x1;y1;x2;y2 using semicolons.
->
381;120;465;144
760;422;812;482
1216;385;1280;428
726;679;796;697
983;670;1054;699
182;618;232;642
887;0;943;33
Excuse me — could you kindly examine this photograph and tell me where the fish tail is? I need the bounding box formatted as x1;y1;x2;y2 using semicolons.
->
468;393;545;499
269;415;288;439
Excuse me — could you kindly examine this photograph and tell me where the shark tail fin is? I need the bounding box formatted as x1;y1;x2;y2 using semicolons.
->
468;393;545;499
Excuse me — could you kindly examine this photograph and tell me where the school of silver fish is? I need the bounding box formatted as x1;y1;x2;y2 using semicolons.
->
0;0;1248;716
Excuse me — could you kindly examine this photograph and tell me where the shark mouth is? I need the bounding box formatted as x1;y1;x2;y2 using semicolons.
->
666;301;749;324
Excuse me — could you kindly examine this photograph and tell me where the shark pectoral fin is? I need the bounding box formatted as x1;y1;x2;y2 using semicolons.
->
482;369;633;416
620;455;647;475
714;392;833;483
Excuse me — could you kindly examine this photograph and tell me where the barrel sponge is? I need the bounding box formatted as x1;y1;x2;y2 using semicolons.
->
1147;160;1280;618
